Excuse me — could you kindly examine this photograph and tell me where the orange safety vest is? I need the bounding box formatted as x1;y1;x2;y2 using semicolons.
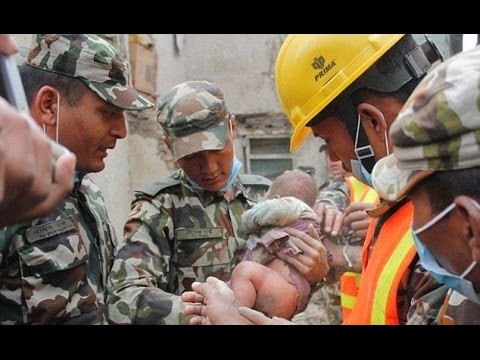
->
343;201;416;325
340;177;379;322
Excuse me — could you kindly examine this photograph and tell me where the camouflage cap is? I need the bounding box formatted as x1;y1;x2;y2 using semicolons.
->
157;80;231;160
372;46;480;202
26;34;153;111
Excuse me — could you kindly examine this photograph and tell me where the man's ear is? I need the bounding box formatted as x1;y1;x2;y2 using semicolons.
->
455;195;480;262
30;86;59;127
357;103;387;137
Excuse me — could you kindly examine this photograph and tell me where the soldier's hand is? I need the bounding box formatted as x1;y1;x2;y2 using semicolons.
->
315;203;344;237
277;224;329;284
238;306;295;325
0;99;76;227
182;290;209;324
183;277;252;325
343;202;375;240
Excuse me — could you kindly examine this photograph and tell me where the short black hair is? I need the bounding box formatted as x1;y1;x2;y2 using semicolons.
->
411;167;480;213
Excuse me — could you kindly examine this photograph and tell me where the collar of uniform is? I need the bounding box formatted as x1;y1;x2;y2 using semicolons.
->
72;172;87;196
180;171;246;207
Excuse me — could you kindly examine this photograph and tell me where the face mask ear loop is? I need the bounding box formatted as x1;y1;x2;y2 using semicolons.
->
471;199;480;211
460;261;477;278
354;113;361;151
385;130;390;156
379;112;390;156
55;92;60;143
414;203;456;235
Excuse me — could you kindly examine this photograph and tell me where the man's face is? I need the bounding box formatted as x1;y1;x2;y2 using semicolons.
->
59;90;126;173
309;116;357;173
409;187;470;276
177;136;234;192
325;148;348;177
308;95;406;173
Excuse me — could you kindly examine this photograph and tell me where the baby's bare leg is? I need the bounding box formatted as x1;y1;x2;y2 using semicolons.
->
232;260;299;319
231;261;264;309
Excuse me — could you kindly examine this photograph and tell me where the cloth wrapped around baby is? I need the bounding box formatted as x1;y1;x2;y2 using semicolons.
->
241;196;324;314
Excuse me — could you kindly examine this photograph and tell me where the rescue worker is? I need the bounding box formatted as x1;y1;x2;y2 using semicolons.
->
0;34;153;324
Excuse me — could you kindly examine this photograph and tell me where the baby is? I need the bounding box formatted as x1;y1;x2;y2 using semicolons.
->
230;169;323;319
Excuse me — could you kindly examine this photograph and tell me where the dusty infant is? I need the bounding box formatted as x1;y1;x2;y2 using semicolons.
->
230;169;324;319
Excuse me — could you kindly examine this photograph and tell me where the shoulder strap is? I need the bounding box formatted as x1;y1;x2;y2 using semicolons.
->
135;175;182;197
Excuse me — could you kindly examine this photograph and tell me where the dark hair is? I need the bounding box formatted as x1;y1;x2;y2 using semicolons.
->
411;167;480;213
352;79;421;108
19;64;88;106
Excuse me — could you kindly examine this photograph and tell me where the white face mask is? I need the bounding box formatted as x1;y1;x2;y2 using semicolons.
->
413;201;479;303
43;92;61;143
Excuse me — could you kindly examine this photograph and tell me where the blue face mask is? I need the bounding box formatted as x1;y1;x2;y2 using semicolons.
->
412;202;479;303
187;156;242;193
351;159;373;187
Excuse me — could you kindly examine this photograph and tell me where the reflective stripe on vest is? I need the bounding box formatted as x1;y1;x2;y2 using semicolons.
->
340;271;362;318
346;176;378;205
344;201;416;325
340;176;379;321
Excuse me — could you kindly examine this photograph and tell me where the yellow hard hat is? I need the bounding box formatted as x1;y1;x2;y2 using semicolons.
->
275;34;404;152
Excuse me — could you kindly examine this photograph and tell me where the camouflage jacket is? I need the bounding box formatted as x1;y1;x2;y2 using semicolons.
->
0;175;117;325
316;175;349;213
434;289;480;325
107;170;270;324
406;267;449;325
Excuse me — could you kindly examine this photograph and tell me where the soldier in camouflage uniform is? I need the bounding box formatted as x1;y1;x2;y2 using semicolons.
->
106;81;270;324
372;46;480;325
107;81;330;324
0;35;76;227
0;34;153;324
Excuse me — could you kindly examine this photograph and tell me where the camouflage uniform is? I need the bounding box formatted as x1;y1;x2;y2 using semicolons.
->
373;47;480;324
406;265;449;325
0;176;116;324
107;81;271;324
0;35;153;324
27;34;152;110
435;289;480;325
305;176;350;324
316;175;350;214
